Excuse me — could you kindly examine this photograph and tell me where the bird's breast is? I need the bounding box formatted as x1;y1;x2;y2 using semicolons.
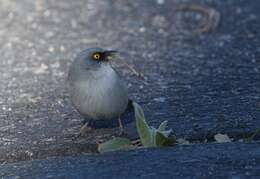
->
70;66;128;120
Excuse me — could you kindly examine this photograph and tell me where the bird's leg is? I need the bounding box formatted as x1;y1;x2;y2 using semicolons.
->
79;121;93;135
72;120;93;141
118;116;124;136
82;118;88;125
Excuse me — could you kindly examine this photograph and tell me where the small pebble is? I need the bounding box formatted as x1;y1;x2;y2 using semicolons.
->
60;45;66;52
153;97;166;102
139;27;146;32
48;46;55;53
156;0;164;5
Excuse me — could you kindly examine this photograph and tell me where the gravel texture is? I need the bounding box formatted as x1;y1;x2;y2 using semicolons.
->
0;0;259;162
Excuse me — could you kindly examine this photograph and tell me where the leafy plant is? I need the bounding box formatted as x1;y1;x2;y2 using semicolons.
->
98;137;132;153
133;102;175;147
98;102;175;153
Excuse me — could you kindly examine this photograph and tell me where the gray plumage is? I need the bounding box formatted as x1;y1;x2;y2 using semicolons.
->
68;48;128;121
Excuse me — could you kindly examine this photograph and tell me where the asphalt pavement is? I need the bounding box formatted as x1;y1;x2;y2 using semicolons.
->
0;0;259;178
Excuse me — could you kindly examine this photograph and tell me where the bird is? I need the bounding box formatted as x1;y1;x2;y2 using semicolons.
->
68;47;130;135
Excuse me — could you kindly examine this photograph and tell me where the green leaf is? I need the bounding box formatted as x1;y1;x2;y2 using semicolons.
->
244;128;260;142
133;102;153;147
158;120;168;132
98;137;132;153
159;129;173;138
155;131;175;147
150;127;157;147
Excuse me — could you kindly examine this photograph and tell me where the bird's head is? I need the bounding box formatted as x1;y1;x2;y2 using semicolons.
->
68;47;119;82
78;47;117;69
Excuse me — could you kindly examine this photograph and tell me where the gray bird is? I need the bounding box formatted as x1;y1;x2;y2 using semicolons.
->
68;47;129;133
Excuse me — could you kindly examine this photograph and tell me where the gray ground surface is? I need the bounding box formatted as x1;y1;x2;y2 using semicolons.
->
1;142;260;179
0;0;259;175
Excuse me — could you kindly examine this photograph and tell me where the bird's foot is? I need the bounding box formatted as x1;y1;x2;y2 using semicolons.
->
117;128;128;137
72;122;93;141
80;122;93;135
116;116;128;137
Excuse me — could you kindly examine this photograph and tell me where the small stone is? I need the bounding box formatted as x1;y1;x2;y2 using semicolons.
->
45;31;55;38
5;42;12;48
60;45;66;52
156;0;164;5
81;38;98;44
214;133;232;143
48;46;55;53
71;20;78;28
44;10;51;17
139;27;146;32
28;42;34;48
177;138;190;145
31;50;37;56
33;64;49;74
153;97;166;102
31;23;38;29
25;150;33;157
27;15;33;22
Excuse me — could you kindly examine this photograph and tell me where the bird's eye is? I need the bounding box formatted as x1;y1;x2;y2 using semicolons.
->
93;53;101;60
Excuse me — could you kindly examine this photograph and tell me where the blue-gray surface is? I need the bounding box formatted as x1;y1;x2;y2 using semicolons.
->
0;0;259;177
1;142;260;179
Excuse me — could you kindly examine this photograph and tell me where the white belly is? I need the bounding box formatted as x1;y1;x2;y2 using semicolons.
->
70;66;128;120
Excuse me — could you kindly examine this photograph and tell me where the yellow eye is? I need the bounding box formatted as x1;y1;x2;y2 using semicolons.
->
93;53;101;60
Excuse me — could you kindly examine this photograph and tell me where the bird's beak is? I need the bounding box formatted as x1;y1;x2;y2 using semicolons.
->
104;50;118;61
